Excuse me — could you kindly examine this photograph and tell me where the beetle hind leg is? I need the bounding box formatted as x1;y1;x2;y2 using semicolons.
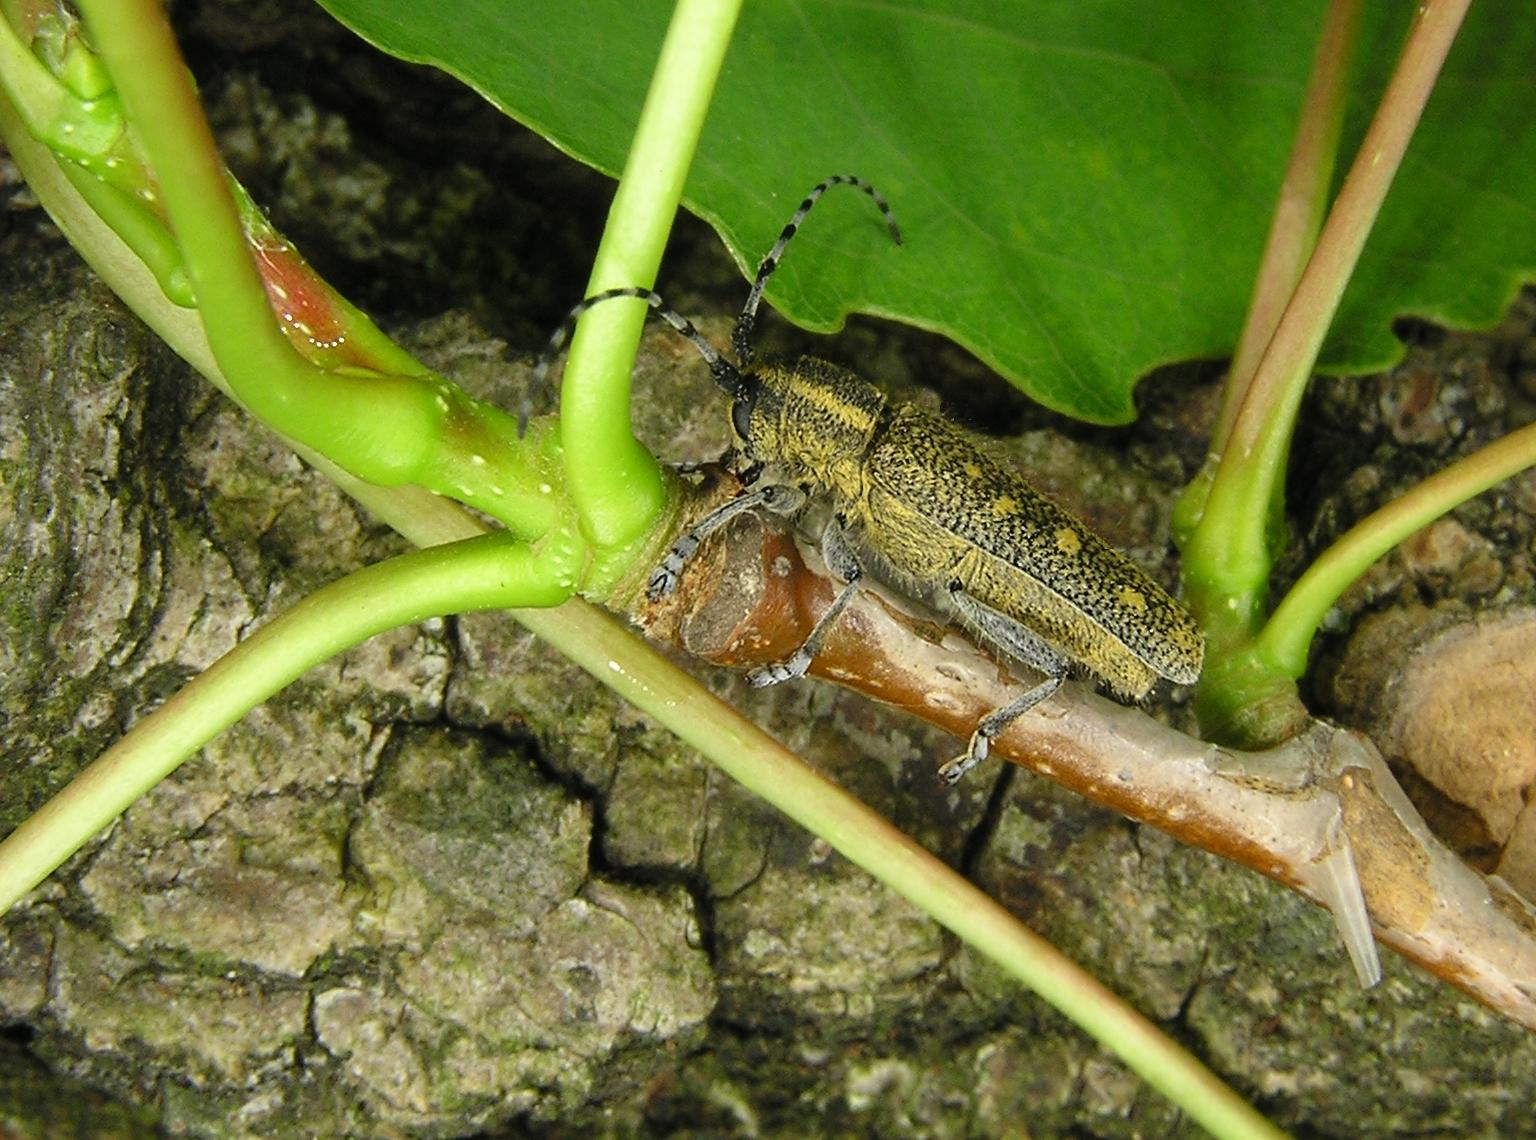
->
939;584;1069;784
937;674;1064;785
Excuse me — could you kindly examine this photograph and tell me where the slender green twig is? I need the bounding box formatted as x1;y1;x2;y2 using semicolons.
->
1182;0;1471;744
0;8;109;150
0;6;195;302
0;531;579;914
1260;419;1536;675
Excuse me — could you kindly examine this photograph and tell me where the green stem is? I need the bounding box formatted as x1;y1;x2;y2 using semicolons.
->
53;163;195;304
73;0;299;397
0;8;103;151
0;531;575;914
1183;0;1470;658
0;7;193;303
72;0;563;538
1259;419;1536;676
1208;0;1363;461
560;0;743;551
0;81;478;548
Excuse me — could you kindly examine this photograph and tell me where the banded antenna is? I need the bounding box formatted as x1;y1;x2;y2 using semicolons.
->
523;175;901;432
732;174;902;366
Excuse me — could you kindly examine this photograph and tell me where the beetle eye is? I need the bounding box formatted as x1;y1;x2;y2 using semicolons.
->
731;393;755;440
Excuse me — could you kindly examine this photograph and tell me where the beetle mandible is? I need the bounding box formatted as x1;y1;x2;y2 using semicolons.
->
534;176;1204;783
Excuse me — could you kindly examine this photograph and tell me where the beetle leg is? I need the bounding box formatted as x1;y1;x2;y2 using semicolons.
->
936;677;1063;785
939;585;1068;784
747;516;863;687
648;483;807;601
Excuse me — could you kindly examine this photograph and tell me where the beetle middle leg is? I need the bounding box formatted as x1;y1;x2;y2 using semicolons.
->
939;585;1069;785
746;516;864;687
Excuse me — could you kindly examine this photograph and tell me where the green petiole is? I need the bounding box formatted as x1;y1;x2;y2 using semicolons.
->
558;0;743;551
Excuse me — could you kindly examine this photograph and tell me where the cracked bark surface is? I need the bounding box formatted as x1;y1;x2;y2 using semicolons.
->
3;2;1536;1136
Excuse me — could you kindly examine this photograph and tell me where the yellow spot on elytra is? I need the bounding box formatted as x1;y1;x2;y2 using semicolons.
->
992;495;1018;517
1055;527;1081;555
1118;587;1148;612
963;462;983;479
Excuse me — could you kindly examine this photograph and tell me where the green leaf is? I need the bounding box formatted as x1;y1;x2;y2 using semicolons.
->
313;0;1536;425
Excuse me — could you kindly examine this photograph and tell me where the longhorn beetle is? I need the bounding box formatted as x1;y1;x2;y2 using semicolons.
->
534;176;1204;783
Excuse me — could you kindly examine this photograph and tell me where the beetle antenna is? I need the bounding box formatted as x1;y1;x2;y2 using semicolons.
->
521;287;747;433
732;175;903;367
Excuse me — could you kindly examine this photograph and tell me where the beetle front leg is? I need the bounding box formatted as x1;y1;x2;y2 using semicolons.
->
746;516;863;687
648;482;807;601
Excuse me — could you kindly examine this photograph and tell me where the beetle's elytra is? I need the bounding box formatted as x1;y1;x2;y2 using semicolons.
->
535;176;1204;782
